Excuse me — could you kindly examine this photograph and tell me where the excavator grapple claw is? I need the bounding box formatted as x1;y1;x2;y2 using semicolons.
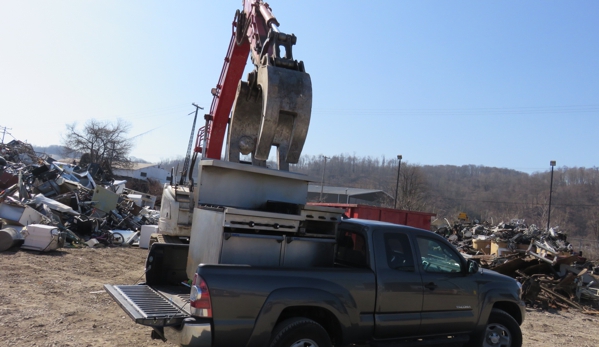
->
227;65;311;171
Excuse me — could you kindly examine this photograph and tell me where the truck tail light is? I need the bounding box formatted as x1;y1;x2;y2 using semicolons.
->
190;273;212;318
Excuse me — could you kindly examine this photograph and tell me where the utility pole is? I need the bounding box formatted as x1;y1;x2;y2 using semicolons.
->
180;103;204;185
319;155;329;202
547;160;556;231
394;155;402;209
109;141;116;169
0;126;12;144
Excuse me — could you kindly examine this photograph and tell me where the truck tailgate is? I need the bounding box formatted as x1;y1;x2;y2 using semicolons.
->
104;284;190;327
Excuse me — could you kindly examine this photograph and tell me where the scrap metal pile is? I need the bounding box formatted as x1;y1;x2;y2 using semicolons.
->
436;219;599;313
0;140;159;252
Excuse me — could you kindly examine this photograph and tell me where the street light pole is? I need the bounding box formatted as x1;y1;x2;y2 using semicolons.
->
547;160;556;231
394;155;402;209
319;156;329;202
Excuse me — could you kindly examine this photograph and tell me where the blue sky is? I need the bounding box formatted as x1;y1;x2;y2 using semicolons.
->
1;1;597;173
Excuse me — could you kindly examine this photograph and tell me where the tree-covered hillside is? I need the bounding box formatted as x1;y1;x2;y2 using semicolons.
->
293;155;599;239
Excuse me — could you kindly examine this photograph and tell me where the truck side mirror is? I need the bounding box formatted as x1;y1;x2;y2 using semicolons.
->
467;259;479;274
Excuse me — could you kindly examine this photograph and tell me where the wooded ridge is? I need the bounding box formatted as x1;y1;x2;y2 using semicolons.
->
293;154;599;240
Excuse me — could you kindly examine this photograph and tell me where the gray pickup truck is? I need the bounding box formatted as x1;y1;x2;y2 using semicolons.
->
105;218;525;347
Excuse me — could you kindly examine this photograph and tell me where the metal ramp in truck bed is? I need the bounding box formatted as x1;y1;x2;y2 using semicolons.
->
104;284;190;327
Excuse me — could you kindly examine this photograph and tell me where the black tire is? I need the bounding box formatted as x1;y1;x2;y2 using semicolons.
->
269;317;332;347
467;308;522;347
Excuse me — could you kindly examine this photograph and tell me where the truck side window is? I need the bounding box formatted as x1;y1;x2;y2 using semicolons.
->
384;233;415;272
336;231;368;267
416;237;462;273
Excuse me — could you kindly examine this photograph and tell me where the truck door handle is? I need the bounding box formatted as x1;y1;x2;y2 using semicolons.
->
424;282;438;290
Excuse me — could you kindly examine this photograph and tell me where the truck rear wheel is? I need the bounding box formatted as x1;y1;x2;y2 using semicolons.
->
467;308;522;347
269;317;332;347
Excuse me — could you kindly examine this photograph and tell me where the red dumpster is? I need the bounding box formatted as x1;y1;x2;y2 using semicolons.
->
308;203;435;230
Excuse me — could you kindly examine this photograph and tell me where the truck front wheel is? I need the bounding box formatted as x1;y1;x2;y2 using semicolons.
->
467;308;522;347
269;317;332;347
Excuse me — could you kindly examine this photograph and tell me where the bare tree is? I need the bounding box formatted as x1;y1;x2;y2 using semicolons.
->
588;209;599;242
397;164;428;211
61;119;133;172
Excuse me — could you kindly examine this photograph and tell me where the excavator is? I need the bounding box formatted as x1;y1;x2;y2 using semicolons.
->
154;0;328;244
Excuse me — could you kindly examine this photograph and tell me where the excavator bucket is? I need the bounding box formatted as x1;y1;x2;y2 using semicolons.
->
227;65;311;171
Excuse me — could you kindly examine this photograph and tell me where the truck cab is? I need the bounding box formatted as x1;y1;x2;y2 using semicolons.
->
335;219;524;343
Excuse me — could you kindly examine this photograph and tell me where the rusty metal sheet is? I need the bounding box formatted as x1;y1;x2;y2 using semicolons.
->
0;171;18;190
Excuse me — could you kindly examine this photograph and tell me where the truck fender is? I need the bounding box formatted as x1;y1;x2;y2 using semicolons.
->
245;287;353;347
475;288;522;329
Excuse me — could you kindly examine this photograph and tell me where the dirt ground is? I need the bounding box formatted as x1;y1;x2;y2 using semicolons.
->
0;247;175;347
1;247;599;347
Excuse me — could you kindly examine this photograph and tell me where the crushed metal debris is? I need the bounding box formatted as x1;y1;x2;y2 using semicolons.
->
0;139;159;252
435;218;599;313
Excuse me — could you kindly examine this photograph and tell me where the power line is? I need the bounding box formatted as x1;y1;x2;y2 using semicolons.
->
312;104;599;117
30;104;193;127
128;112;191;140
435;196;599;208
106;104;191;120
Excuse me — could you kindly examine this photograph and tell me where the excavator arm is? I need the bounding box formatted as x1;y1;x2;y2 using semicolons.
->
194;0;311;171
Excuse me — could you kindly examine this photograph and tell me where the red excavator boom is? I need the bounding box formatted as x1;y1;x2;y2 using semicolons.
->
193;1;311;171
